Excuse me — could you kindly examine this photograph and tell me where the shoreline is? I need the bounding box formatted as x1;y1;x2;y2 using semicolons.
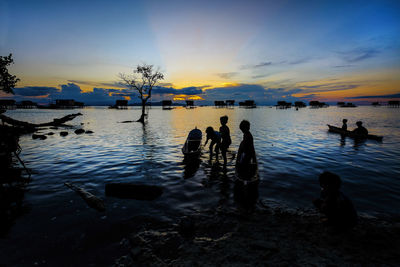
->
114;200;400;266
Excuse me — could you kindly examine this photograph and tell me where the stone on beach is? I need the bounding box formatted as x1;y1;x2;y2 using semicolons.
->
32;134;47;140
60;131;68;137
74;129;85;134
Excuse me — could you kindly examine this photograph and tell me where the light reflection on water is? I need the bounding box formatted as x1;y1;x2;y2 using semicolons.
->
2;106;399;237
7;106;400;217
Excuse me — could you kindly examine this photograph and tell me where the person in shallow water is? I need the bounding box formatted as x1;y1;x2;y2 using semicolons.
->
313;171;357;230
352;121;368;136
341;119;348;130
219;116;232;166
204;126;221;162
237;120;256;168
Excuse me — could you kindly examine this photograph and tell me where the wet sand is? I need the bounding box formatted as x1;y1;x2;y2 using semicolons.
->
114;200;400;266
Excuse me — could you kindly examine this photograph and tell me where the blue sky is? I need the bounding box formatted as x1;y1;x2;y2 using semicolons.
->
1;0;399;104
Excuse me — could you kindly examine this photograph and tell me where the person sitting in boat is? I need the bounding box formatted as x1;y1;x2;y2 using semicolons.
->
219;115;231;166
313;171;357;230
187;128;202;152
352;121;368;136
341;119;348;130
237;120;256;172
205;126;221;162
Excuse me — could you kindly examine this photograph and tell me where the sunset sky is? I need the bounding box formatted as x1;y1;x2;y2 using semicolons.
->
1;0;399;105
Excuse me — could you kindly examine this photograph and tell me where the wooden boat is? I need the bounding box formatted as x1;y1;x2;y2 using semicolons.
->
327;125;383;141
182;139;202;158
182;128;202;158
235;158;259;185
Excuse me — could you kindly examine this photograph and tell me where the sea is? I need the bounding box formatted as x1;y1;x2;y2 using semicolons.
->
1;106;400;265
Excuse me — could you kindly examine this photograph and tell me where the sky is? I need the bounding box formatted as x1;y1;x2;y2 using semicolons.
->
1;0;399;105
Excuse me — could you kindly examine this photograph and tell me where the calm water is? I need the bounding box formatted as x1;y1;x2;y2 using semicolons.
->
2;106;400;264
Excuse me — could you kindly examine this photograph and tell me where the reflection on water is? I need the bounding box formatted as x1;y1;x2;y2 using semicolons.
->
1;106;400;263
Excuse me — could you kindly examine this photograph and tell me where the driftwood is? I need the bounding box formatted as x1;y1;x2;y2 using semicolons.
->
64;182;105;212
0;113;82;133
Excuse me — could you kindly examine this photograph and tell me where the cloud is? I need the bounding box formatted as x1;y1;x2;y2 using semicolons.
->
332;64;354;68
68;80;126;89
11;83;206;105
288;58;309;65
338;48;379;63
13;86;59;97
216;72;238;79
345;93;400;99
201;84;308;105
153;86;203;95
241;61;272;69
251;74;270;79
296;82;359;93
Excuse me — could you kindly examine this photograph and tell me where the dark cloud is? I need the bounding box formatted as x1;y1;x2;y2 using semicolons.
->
216;72;238;79
338;48;379;63
153;86;203;95
13;86;59;97
345;93;400;99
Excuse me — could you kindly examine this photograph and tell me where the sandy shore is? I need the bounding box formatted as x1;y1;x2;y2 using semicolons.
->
114;200;400;266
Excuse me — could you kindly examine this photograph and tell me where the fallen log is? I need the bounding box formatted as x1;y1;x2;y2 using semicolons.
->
64;182;105;212
0;113;82;132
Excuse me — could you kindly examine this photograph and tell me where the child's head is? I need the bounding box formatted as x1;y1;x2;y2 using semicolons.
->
220;115;228;125
319;171;341;191
239;120;250;133
342;119;347;123
356;121;363;127
206;126;214;137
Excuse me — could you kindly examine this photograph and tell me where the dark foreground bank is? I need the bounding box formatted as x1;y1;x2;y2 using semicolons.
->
114;201;400;266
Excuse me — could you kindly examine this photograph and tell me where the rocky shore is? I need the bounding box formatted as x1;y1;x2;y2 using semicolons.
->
114;200;400;266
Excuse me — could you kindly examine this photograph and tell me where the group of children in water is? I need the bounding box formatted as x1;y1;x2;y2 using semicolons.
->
204;116;256;168
202;116;358;230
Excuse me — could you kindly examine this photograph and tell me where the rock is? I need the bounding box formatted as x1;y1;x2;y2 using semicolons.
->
46;132;54;135
85;130;94;134
32;134;47;140
105;183;163;200
74;129;85;134
60;131;68;137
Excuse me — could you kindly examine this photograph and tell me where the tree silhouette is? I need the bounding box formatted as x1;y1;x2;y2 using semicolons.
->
0;54;20;94
120;64;164;123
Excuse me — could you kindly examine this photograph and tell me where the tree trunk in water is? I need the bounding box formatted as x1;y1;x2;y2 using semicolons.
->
137;100;146;123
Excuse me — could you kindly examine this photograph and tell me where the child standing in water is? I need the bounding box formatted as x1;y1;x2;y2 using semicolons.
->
219;116;231;166
205;126;221;163
342;119;348;130
237;120;256;171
